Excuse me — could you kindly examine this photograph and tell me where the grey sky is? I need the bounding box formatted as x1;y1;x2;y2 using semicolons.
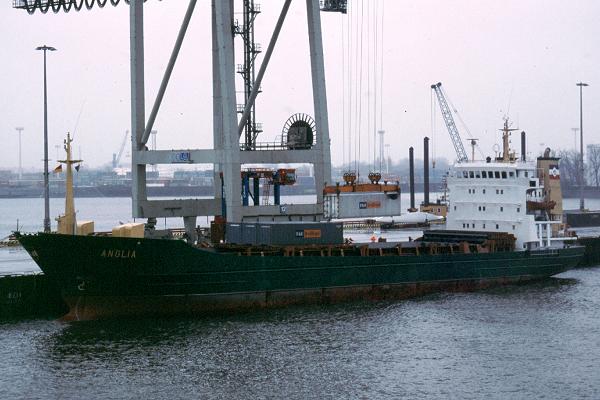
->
1;0;598;170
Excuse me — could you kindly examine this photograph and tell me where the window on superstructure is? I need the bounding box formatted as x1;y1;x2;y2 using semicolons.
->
482;171;487;178
495;171;500;179
525;171;529;177
454;206;457;211
496;189;499;194
488;171;494;179
517;207;520;213
496;224;499;229
512;225;516;230
483;224;486;229
478;206;481;211
472;223;475;228
530;181;536;187
475;171;481;178
509;171;515;178
483;206;486;211
469;171;474;178
463;171;468;178
501;171;507;179
501;189;504;194
500;206;504;212
483;189;486;194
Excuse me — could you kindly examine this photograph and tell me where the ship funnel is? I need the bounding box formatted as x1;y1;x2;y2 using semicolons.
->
521;131;526;161
409;147;415;211
424;137;430;205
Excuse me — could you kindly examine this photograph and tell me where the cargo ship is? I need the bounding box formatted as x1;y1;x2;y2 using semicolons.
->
12;1;582;320
17;126;584;321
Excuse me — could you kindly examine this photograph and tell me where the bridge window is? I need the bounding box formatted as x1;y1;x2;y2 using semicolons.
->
482;171;487;178
475;171;481;178
463;171;469;178
509;171;515;178
494;171;500;179
488;171;494;179
501;171;507;179
525;171;529;177
469;171;474;178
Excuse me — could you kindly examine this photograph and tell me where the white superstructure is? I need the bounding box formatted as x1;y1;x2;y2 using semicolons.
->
446;159;565;250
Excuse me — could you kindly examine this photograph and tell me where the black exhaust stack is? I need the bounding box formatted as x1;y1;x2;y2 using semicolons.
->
521;131;526;161
409;147;415;210
424;137;430;205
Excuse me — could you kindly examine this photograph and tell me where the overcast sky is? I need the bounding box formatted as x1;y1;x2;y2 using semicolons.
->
1;0;598;171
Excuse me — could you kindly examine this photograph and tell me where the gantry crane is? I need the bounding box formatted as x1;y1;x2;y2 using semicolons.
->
431;82;469;163
14;0;337;231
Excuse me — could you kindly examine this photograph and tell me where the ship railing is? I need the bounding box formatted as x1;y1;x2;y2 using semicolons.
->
534;220;577;247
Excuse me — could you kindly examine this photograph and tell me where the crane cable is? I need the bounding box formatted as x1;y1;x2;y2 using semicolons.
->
347;0;353;171
441;86;485;159
431;88;436;167
373;0;379;172
366;0;371;171
341;14;346;169
379;0;384;171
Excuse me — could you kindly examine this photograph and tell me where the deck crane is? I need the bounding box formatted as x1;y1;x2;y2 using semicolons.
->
431;82;469;163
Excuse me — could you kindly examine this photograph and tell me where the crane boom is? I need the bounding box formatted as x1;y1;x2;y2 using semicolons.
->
115;130;129;168
431;82;469;163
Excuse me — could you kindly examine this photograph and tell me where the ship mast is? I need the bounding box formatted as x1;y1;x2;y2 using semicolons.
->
501;118;518;162
56;133;82;235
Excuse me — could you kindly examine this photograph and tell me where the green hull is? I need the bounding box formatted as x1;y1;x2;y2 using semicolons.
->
18;233;584;320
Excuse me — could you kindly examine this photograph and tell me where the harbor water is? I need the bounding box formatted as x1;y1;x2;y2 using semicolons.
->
1;195;600;399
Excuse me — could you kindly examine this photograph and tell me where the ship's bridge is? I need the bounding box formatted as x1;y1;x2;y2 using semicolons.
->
446;160;545;249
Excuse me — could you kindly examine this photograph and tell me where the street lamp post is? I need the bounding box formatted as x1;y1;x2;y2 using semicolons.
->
576;82;589;211
36;45;57;233
571;127;579;151
15;127;24;180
